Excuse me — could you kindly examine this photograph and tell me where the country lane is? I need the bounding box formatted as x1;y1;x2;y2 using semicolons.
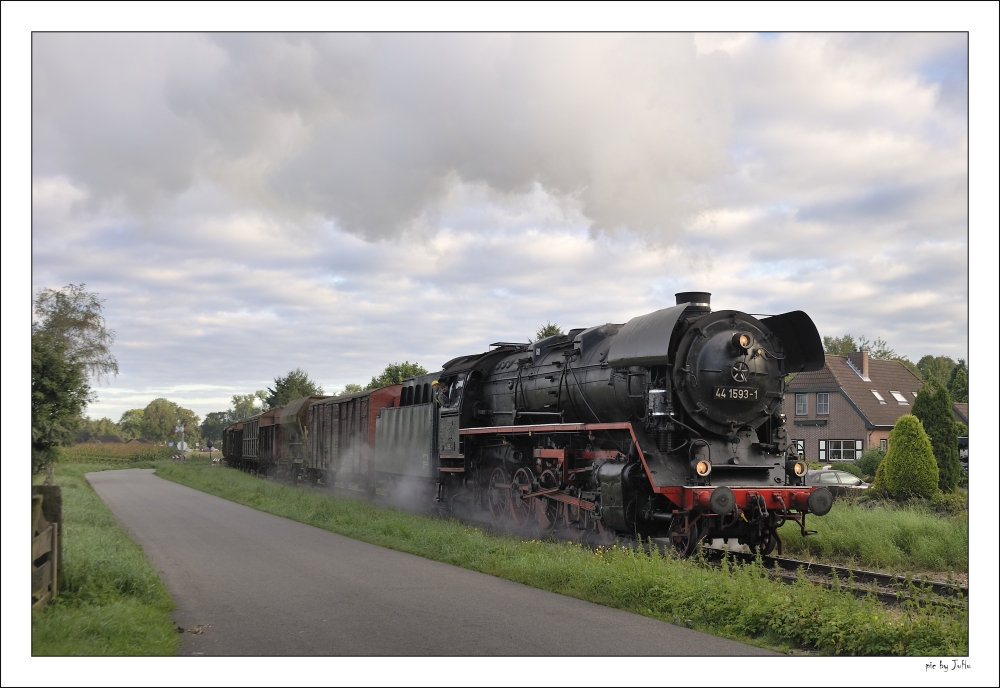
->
86;468;777;656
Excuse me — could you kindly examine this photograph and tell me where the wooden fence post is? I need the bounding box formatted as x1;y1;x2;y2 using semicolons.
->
31;486;62;611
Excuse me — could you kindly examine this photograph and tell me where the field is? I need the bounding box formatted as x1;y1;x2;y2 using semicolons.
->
58;441;177;465
155;460;968;656
31;449;179;656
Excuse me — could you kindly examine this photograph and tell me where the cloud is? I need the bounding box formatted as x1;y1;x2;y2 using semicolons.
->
33;33;736;241
29;33;970;421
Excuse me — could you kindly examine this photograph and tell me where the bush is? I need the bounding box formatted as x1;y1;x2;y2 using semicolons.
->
930;489;968;515
855;447;885;479
838;462;866;480
881;415;939;500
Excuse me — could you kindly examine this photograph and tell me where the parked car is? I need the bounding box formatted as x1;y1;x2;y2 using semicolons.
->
806;469;869;498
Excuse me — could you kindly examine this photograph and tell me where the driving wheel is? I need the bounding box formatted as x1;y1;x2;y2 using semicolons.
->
487;467;509;523
509;467;534;526
669;516;699;557
534;469;560;532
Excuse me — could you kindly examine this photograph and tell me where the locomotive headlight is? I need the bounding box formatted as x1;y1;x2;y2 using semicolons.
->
695;459;712;477
732;332;754;351
787;460;808;477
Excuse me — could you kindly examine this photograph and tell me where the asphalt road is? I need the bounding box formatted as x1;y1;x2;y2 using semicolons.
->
86;468;777;656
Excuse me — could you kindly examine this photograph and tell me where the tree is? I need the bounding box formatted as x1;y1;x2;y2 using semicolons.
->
855;335;896;360
230;391;267;421
823;334;856;356
176;406;202;445
912;386;962;492
118;409;145;440
948;363;968;404
535;322;564;340
31;330;91;470
77;416;123;442
139;398;200;444
366;361;428;390
916;355;957;391
342;383;363;394
200;411;232;444
824;332;917;374
265;369;324;409
878;415;939;500
32;284;116;470
33;283;118;380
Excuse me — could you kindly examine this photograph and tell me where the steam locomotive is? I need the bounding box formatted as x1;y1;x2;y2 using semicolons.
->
223;292;833;554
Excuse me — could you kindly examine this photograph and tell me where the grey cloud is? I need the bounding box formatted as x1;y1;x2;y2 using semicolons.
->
30;32;970;422
34;33;735;241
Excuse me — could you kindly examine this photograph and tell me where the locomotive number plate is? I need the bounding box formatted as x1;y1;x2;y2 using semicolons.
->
714;386;759;401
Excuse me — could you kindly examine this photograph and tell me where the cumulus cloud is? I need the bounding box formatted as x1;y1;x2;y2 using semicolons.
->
29;32;970;421
33;33;737;241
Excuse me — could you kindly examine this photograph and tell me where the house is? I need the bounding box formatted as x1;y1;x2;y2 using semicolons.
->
952;402;969;428
783;350;924;463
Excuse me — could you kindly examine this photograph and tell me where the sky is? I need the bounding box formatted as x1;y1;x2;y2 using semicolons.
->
15;17;993;430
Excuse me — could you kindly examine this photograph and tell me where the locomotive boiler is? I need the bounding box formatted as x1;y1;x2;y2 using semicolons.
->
224;291;833;554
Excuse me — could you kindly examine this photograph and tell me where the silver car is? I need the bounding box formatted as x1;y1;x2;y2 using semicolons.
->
806;469;869;498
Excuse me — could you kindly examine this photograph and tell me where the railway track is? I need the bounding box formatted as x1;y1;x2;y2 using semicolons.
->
703;549;968;607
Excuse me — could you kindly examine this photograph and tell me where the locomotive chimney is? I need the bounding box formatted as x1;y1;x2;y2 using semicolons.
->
675;291;711;312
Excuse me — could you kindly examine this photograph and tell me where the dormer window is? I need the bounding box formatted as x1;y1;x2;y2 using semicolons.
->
870;390;886;404
890;391;909;405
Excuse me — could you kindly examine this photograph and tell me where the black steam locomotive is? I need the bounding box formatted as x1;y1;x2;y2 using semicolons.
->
224;292;833;554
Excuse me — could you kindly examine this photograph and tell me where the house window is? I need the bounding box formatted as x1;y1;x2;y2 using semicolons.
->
829;439;863;461
790;439;805;458
795;394;808;415
817;393;830;415
889;391;909;405
880;438;887;451
870;390;886;404
818;439;826;462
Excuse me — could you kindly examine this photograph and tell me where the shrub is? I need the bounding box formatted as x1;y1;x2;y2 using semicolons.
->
838;462;866;480
930;489;968;515
882;415;939;500
855;447;885;479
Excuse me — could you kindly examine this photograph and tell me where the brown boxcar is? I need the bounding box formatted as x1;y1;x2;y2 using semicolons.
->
257;407;283;472
307;385;402;490
272;395;329;480
221;421;244;469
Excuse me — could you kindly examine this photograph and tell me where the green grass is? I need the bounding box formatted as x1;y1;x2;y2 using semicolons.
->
780;497;968;573
156;461;967;656
31;459;180;656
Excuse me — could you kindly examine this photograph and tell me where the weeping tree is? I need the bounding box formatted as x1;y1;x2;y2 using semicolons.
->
31;284;117;470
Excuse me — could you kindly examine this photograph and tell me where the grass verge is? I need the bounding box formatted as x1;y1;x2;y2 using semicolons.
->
780;497;968;573
156;461;967;656
31;451;180;656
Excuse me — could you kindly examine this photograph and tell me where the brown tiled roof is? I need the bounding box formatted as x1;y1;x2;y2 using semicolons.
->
953;403;969;425
787;355;924;428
